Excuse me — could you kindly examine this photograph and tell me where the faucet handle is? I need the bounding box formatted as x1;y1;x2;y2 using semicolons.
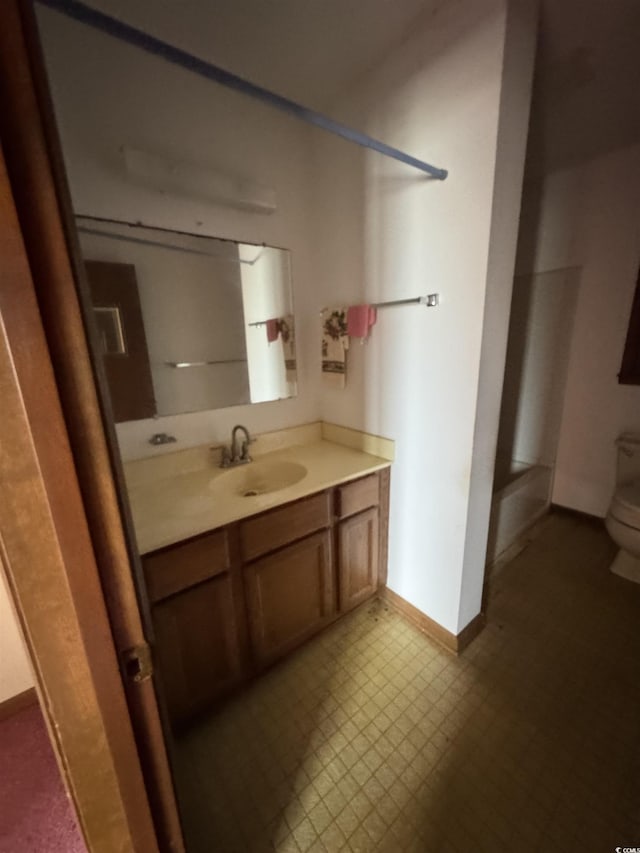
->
219;446;231;468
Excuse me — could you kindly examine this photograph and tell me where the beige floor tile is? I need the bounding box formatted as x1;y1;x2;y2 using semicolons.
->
175;513;640;853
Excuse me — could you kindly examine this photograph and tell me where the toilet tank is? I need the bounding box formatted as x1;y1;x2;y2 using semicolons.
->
616;433;640;485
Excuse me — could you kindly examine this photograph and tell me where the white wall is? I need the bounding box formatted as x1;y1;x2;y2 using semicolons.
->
314;0;536;633
0;566;34;704
458;0;538;628
37;5;320;462
516;144;640;516
38;1;536;638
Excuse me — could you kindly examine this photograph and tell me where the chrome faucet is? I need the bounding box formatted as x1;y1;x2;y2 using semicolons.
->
220;424;254;468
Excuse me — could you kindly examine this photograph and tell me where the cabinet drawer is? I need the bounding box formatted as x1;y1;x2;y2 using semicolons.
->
240;491;331;562
143;528;231;603
336;474;380;519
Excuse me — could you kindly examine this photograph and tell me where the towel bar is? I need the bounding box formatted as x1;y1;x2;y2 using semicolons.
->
320;295;439;315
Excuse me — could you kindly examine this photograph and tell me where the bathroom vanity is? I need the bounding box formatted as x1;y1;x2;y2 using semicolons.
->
127;427;392;728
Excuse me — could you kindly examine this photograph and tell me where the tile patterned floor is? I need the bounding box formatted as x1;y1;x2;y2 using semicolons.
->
175;512;640;852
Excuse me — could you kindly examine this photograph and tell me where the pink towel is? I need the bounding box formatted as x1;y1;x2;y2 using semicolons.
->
265;319;279;343
347;304;377;339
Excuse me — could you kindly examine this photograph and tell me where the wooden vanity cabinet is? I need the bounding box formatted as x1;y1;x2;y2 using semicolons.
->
142;468;390;728
142;528;248;728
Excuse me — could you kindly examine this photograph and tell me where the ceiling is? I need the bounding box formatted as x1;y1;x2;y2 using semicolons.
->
69;0;640;175
78;0;442;108
528;0;640;174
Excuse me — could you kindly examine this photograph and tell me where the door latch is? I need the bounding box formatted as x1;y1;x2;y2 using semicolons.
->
121;643;153;683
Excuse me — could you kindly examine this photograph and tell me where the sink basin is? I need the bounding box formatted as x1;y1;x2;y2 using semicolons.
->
210;460;307;497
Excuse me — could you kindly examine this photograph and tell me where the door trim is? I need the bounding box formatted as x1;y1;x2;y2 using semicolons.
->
0;1;184;849
0;143;158;852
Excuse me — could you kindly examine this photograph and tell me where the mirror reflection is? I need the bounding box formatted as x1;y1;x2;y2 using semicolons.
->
77;218;297;421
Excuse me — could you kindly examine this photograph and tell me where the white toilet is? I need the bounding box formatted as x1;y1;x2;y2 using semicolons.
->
605;433;640;583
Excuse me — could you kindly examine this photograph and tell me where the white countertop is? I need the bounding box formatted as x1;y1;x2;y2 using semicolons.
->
126;439;391;554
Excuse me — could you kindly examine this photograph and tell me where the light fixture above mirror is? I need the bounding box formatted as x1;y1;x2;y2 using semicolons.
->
121;146;278;214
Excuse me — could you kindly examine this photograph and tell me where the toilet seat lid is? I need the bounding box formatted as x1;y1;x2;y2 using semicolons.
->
610;482;640;526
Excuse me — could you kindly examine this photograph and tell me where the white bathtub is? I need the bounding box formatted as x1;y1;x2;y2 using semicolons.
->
486;458;552;567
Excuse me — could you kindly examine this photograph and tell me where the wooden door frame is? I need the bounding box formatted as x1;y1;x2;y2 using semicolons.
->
0;1;184;850
0;141;157;852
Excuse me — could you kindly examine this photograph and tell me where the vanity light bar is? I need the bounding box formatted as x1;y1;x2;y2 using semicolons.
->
122;147;277;214
37;0;449;180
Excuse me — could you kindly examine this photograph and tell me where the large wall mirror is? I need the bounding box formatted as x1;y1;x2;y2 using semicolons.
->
77;217;297;421
35;0;300;425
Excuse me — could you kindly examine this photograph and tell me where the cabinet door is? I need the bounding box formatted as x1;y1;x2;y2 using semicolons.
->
153;574;243;727
338;507;379;612
244;531;333;665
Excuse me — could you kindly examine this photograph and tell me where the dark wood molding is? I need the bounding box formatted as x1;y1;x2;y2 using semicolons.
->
0;688;38;722
619;265;640;385
0;1;183;850
0;144;157;852
455;611;485;652
381;587;484;654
